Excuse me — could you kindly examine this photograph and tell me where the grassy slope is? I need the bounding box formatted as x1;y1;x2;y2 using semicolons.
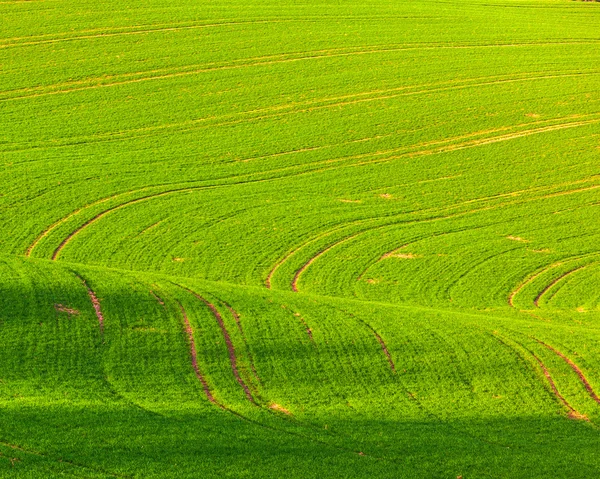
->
1;0;600;477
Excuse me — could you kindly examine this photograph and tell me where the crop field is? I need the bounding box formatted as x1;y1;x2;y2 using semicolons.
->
1;0;600;477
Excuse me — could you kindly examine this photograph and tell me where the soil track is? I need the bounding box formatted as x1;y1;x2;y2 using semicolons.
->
75;275;105;333
536;339;600;404
533;263;593;307
177;301;216;403
4;48;599;103
371;329;396;373
181;287;255;403
221;300;261;383
530;351;582;418
291;232;363;292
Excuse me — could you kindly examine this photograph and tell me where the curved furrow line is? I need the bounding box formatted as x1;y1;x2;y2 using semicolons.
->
45;165;339;261
287;178;600;293
266;224;367;289
74;274;105;333
4;54;596;104
176;300;216;404
509;252;600;308
178;285;255;404
0;19;307;49
534;262;595;307
1;44;399;100
337;309;398;375
360;117;600;169
220;299;262;384
149;289;166;307
43;135;600;267
165;295;388;459
0;440;132;478
531;352;582;419
486;332;584;419
178;115;600;187
0;17;351;46
265;160;538;289
509;263;564;308
24;189;152;258
293;312;315;344
50;190;201;261
369;328;396;374
535;339;600;405
292;232;364;292
33;144;596;262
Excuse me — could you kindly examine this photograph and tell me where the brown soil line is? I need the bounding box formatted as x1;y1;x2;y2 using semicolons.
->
530;352;577;413
220;300;261;384
508;263;563;307
25;189;143;257
74;275;104;333
482;331;589;421
183;288;256;404
265;224;360;289
371;329;396;373
50;185;213;260
291;232;362;292
360;117;600;170
149;289;166;307
509;251;600;308
536;339;600;404
0;19;299;49
177;301;216;403
533;263;593;307
295;313;315;343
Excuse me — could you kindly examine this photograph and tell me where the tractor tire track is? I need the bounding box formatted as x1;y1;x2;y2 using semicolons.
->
292;232;364;292
176;300;216;403
535;339;600;405
533;263;595;307
178;285;255;404
220;299;262;384
0;19;307;49
41;126;600;263
3;57;596;104
485;332;585;420
509;252;600;308
74;274;104;333
287;177;600;293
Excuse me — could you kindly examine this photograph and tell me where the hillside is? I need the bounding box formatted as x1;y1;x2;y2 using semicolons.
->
1;0;600;477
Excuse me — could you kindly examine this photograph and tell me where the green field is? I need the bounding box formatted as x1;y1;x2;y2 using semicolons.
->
1;0;600;477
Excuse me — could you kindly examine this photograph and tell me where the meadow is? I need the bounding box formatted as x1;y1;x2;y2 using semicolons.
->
1;0;600;477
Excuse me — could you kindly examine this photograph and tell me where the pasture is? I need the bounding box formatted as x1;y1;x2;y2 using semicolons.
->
1;0;600;477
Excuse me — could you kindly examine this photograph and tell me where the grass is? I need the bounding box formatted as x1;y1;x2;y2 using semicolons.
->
1;0;600;477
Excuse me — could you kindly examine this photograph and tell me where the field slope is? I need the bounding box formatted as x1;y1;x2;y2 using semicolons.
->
1;0;600;477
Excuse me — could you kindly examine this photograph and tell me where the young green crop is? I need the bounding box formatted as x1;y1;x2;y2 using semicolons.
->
1;0;600;477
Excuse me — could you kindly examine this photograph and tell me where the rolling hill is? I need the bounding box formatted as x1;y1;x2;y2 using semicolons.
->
1;0;600;477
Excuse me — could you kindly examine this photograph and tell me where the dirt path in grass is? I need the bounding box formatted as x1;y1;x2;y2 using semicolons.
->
533;263;593;307
177;301;216;403
291;232;363;292
371;328;396;373
181;287;255;404
535;339;600;405
75;275;105;333
530;351;584;419
294;312;315;343
220;300;261;383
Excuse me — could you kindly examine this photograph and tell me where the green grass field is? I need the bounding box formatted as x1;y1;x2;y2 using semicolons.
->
1;0;600;477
